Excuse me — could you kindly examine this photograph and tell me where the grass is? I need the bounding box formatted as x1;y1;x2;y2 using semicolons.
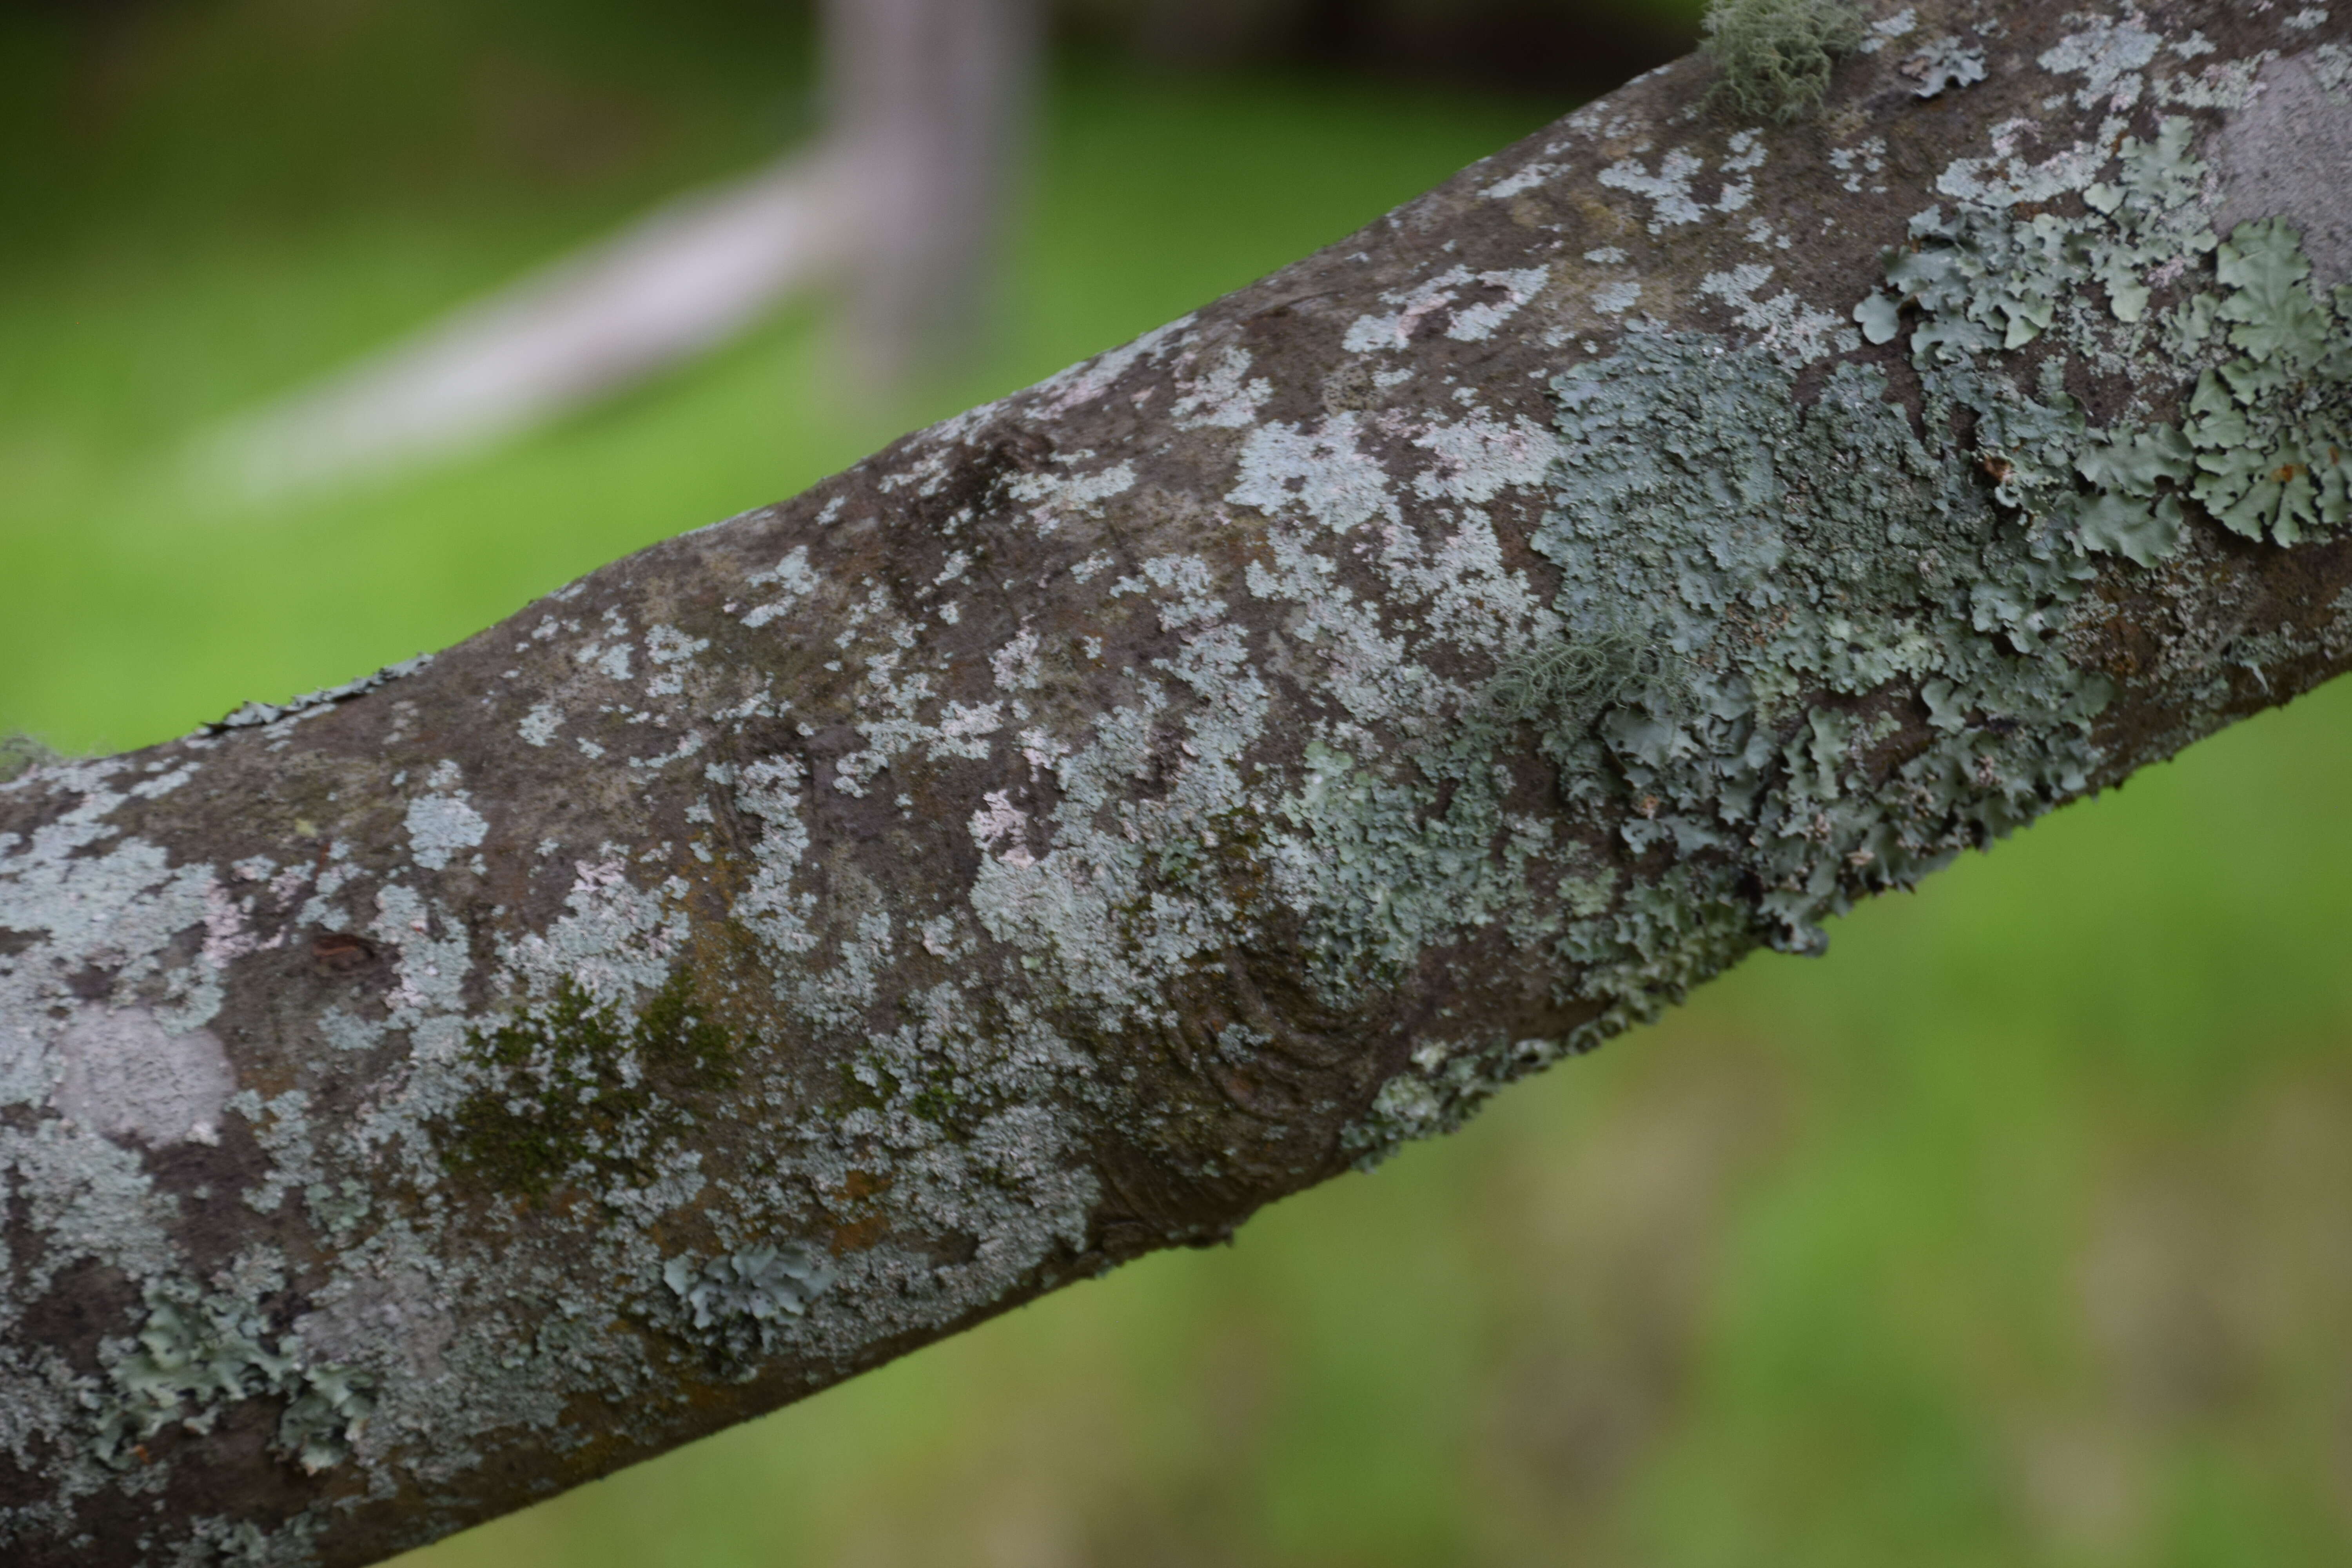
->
5;4;2351;1564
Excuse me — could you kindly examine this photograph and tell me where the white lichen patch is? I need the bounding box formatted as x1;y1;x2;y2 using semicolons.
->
1228;414;1401;532
1856;5;1917;53
2041;13;2165;110
1592;279;1643;315
740;545;821;628
1902;36;1990;98
969;790;1034;866
990;626;1043;692
1480;161;1558;200
970;700;1255;1020
368;883;476;1067
1938;123;2114;208
1171;346;1275;429
644;625;708;666
1699;264;1862;362
0;761;237;1037
2;1116;185;1302
1004;458;1138;532
1027;316;1194;418
51;1009;234;1146
1409;414;1566;503
404;788;488;873
1448;267;1552;341
498;856;690;1010
1597;148;1708;232
1112;554;1226;631
721;757;818;960
1341;264;1549;350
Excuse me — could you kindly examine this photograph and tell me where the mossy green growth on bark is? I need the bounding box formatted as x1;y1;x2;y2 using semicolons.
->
1700;0;1867;123
441;966;737;1201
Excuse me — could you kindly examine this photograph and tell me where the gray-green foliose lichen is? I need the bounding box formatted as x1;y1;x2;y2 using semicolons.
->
94;1273;373;1476
1349;85;2352;1163
1857;117;2351;549
1900;35;1990;99
660;1244;836;1374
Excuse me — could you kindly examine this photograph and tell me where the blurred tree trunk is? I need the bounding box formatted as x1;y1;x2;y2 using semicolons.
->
826;0;1039;387
207;0;1037;494
6;2;2350;1564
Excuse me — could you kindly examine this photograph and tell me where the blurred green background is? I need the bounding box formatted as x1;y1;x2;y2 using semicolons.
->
5;2;2350;1564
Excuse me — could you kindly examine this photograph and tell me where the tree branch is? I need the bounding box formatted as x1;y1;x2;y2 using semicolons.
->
4;3;2348;1563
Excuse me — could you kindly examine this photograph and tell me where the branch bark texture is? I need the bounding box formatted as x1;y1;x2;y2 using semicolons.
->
5;3;2351;1561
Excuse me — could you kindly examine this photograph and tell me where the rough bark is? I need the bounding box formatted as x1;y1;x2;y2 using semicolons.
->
5;3;2350;1563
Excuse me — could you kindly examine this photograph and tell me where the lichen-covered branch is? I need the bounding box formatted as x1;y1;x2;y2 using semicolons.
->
5;4;2350;1563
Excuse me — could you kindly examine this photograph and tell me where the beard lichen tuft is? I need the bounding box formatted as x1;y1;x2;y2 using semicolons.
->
1487;623;1683;733
1701;0;1868;123
0;732;56;784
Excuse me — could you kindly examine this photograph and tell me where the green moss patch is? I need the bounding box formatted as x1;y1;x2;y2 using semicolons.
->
442;966;737;1202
